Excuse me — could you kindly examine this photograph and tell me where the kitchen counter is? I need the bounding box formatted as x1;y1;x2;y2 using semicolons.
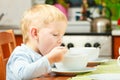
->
0;21;117;35
112;30;120;36
65;32;111;36
0;28;21;35
0;25;21;35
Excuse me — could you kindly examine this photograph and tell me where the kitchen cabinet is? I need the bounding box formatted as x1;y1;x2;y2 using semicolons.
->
112;36;120;59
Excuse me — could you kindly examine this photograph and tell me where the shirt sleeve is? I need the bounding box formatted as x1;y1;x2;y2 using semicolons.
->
10;55;52;80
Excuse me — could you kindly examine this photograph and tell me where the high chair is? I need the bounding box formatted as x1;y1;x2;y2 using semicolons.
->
0;29;16;80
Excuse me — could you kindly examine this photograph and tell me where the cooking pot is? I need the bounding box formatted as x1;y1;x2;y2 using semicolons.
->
91;16;111;33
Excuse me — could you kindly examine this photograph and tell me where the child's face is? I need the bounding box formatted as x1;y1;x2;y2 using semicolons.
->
37;21;67;55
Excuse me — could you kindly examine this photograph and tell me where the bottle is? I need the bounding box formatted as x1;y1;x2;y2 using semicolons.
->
80;0;88;20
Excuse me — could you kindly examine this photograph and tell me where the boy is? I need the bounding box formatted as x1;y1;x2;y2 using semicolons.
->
6;4;68;80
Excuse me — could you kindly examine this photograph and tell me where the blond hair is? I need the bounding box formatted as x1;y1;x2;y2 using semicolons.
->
20;4;67;43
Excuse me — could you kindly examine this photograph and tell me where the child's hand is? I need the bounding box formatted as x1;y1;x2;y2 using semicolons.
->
46;46;68;64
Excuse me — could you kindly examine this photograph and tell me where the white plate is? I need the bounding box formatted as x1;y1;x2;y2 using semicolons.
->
88;58;109;64
89;73;120;80
52;67;96;74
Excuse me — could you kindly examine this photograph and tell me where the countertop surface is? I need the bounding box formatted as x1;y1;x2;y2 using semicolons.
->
1;28;119;36
0;21;119;36
112;29;120;36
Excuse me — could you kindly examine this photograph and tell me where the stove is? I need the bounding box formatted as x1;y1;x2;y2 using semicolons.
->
62;34;112;59
61;20;113;59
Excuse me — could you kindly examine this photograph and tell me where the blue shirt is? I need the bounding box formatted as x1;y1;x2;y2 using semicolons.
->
6;44;51;80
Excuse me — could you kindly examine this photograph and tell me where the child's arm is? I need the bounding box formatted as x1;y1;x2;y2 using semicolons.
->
8;52;51;79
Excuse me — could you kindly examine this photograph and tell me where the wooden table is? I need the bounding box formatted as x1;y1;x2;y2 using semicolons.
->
33;76;70;80
33;72;74;80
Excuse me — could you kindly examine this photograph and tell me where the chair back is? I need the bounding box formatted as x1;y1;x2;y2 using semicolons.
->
0;29;16;80
0;54;6;80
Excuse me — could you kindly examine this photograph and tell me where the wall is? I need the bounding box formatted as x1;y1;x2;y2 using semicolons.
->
0;0;31;26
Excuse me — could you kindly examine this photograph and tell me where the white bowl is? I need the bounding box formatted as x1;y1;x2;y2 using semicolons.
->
69;47;100;61
55;53;88;71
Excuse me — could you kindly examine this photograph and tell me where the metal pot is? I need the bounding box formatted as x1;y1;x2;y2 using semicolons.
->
91;16;111;33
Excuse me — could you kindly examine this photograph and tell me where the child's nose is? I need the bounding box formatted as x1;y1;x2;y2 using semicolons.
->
57;39;62;45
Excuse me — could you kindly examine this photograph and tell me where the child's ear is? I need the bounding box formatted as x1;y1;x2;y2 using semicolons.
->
30;27;38;39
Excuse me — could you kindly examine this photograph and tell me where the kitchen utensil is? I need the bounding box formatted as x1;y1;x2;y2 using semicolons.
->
55;53;88;71
52;67;96;74
69;47;100;61
91;16;112;33
89;3;112;33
